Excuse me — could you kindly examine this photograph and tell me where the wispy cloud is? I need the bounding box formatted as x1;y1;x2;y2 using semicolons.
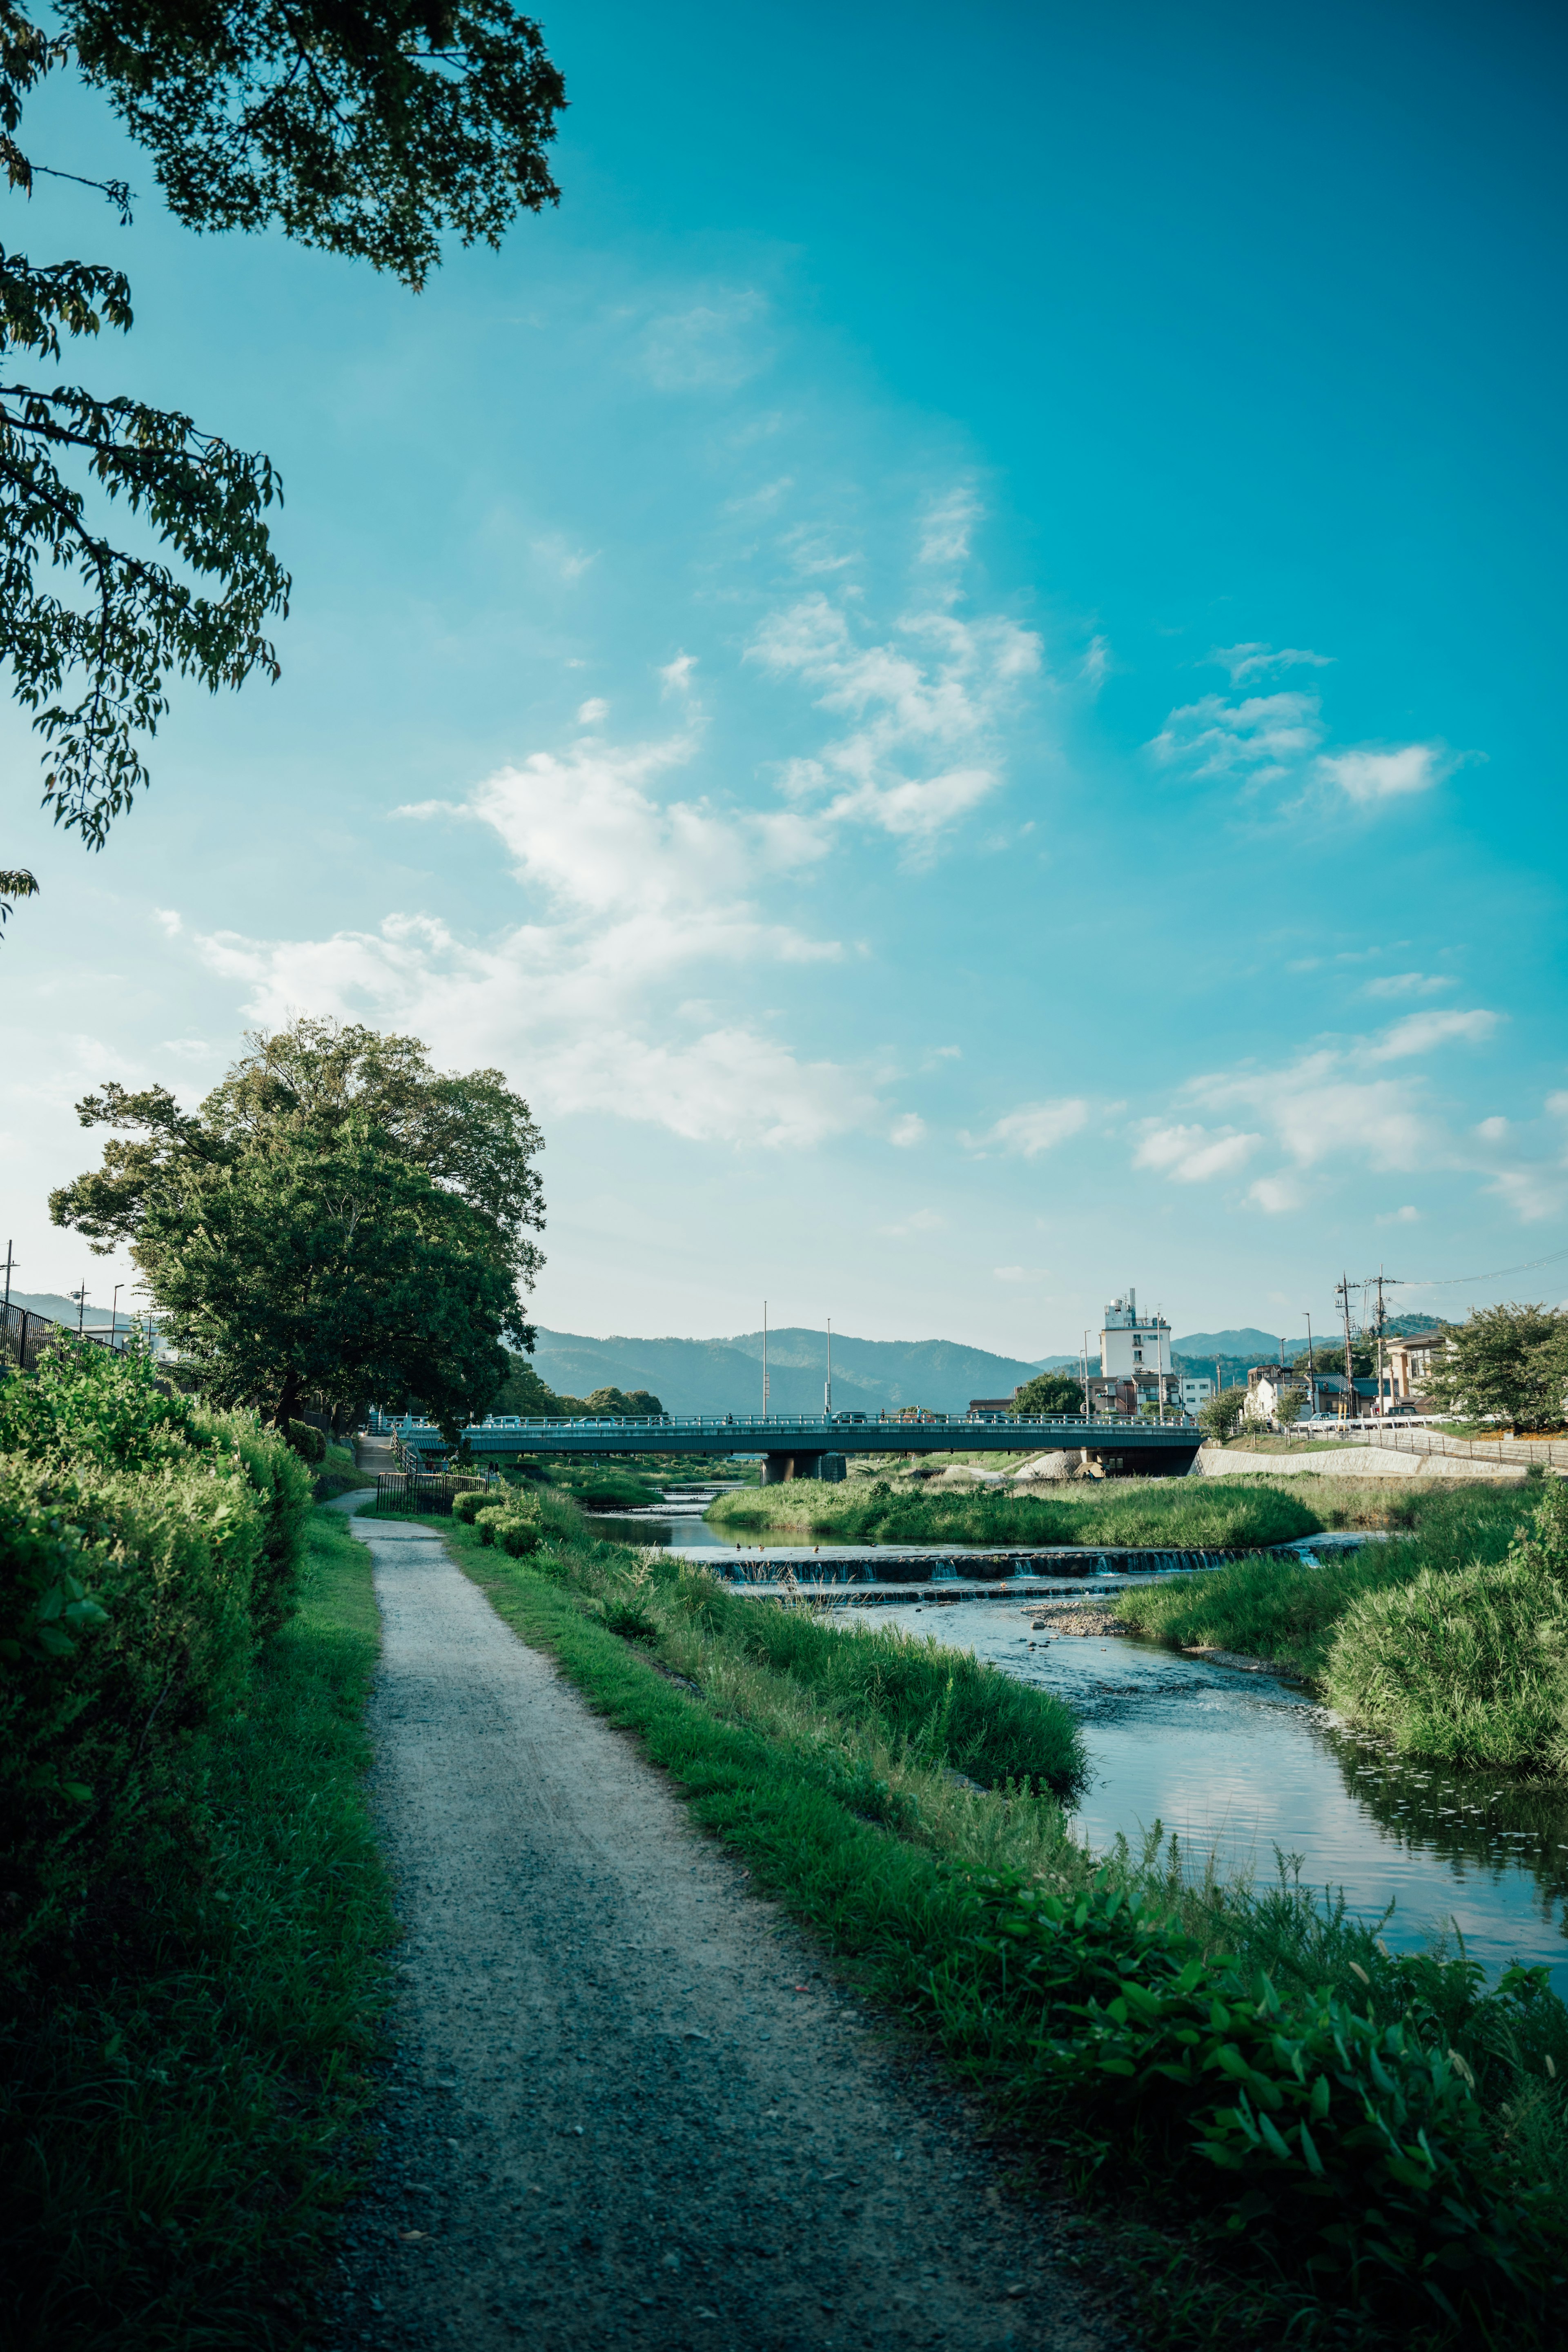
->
1362;1008;1499;1061
1147;691;1324;783
1316;744;1452;803
1209;642;1334;685
751;592;1042;848
1362;971;1454;999
637;288;770;392
1134;1123;1262;1181
965;1098;1089;1157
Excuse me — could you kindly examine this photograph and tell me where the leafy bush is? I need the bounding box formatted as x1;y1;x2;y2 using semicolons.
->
0;1343;312;1971
949;1875;1559;2325
286;1418;326;1465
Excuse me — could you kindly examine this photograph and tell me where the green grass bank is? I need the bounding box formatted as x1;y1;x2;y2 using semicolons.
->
2;1346;395;2352
706;1470;1456;1548
419;1489;1568;2347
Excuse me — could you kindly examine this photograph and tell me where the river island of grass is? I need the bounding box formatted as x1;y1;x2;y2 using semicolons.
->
705;1470;1453;1549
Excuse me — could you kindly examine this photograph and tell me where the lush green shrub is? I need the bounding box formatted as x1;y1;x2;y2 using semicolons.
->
945;1874;1558;2325
1323;1483;1568;1766
286;1418;326;1465
0;1344;313;1971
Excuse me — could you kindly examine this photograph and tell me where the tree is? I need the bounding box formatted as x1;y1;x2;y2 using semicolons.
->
1427;1303;1568;1432
1198;1386;1247;1445
49;1019;546;1435
1274;1385;1307;1434
1294;1339;1373;1378
1011;1371;1083;1419
2;0;566;894
582;1385;665;1419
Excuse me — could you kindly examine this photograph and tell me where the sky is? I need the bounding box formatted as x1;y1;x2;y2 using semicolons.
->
4;0;1568;1356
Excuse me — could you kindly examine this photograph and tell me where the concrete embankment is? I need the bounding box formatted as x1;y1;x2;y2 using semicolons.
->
1195;1443;1528;1484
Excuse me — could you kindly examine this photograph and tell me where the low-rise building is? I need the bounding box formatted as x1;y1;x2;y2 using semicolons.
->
1178;1375;1214;1412
1100;1288;1182;1413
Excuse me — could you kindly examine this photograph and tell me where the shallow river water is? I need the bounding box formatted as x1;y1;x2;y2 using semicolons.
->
597;1509;1568;1992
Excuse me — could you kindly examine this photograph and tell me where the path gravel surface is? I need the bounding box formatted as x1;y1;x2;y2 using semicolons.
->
325;1502;1117;2352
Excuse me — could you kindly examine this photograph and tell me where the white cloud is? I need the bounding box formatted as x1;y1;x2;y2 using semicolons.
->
1362;971;1453;999
637;290;769;392
1134;1123;1263;1182
1363;1007;1499;1061
576;698;609;726
993;1265;1051;1283
918;488;982;570
531;535;597;582
889;1113;926;1147
1247;1174;1307;1214
1147;691;1324;782
969;1098;1089;1158
749;592;1042;846
881;1207;944;1237
1317;743;1448;803
1209;643;1334;684
1079;634;1111;690
1377;1205;1422;1224
154;909;182;937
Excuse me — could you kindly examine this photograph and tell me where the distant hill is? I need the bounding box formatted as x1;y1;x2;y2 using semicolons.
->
529;1327;1045;1418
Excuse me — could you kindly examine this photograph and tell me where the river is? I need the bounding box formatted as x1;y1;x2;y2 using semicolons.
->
597;1506;1568;1993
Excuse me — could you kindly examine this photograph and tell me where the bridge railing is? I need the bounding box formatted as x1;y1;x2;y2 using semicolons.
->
378;1410;1200;1440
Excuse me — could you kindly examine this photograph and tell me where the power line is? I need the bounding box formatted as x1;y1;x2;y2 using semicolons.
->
1386;1244;1568;1292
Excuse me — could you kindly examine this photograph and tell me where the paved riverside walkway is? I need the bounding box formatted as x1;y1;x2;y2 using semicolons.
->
324;1499;1115;2352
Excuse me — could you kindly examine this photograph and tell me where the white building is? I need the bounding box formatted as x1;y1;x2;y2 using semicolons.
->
1178;1375;1214;1412
1098;1290;1180;1412
1101;1289;1172;1379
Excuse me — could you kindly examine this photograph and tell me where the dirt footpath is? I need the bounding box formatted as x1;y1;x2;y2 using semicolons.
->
325;1511;1117;2352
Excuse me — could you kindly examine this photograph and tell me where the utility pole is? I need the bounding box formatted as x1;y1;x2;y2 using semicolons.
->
762;1300;769;1418
1366;1270;1400;1418
824;1317;832;1418
1304;1312;1316;1417
1335;1273;1355;1421
1081;1328;1092;1418
2;1239;13;1371
71;1283;89;1337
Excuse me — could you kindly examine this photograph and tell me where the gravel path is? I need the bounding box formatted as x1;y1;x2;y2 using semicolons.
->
325;1506;1117;2352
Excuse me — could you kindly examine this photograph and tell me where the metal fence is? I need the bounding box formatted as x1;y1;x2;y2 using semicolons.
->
374;1471;493;1516
1;1300;143;1372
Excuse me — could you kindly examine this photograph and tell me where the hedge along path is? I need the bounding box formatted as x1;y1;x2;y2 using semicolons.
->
332;1502;1115;2352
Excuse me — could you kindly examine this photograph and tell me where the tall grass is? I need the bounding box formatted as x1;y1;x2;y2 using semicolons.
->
0;1508;396;2352
1116;1487;1532;1681
1323;1484;1568;1768
708;1472;1331;1547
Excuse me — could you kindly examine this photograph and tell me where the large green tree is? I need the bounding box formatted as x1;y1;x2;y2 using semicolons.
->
1426;1302;1568;1432
1011;1370;1084;1419
50;1017;546;1434
2;0;565;908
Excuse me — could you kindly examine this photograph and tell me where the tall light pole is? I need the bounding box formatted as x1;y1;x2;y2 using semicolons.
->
762;1300;769;1418
111;1282;122;1350
1304;1312;1316;1418
824;1316;832;1417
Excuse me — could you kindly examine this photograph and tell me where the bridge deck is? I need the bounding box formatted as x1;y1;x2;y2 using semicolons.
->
383;1413;1202;1461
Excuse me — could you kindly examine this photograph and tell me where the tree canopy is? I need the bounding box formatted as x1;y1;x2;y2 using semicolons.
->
1426;1303;1568;1432
49;1017;546;1435
1011;1370;1083;1419
2;0;564;890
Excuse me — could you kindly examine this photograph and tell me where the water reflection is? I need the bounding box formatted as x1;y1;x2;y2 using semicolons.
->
891;1600;1568;1992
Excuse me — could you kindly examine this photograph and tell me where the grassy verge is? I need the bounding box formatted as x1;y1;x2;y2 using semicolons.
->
706;1471;1466;1547
315;1437;377;1501
421;1500;1568;2346
1116;1489;1533;1684
1;1507;396;2352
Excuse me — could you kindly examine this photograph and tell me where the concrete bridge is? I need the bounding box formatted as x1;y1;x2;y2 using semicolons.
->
379;1410;1203;1481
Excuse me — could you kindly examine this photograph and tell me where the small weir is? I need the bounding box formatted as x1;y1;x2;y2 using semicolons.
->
713;1545;1243;1597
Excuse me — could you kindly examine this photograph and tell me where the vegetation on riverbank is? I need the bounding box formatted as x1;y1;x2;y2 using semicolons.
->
707;1470;1452;1548
425;1492;1568;2348
1322;1484;1568;1771
1116;1488;1529;1682
1;1346;394;2350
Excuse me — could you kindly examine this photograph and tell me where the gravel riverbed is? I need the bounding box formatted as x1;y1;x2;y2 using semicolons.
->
324;1509;1116;2352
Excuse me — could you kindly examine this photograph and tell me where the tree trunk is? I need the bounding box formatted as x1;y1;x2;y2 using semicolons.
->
272;1370;301;1432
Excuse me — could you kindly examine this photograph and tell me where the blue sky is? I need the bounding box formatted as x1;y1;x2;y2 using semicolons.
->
5;0;1567;1355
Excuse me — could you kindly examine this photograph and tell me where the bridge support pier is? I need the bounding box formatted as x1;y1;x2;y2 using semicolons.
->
761;1451;846;1484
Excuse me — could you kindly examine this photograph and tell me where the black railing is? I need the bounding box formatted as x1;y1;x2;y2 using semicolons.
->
374;1470;492;1516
